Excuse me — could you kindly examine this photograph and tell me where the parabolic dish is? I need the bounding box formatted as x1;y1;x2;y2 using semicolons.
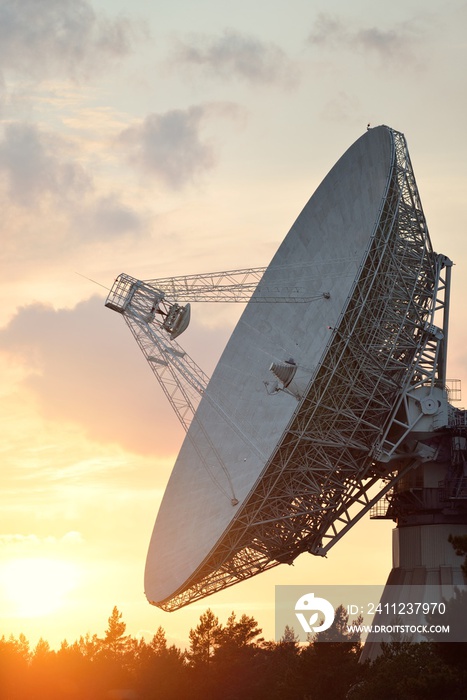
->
145;125;435;610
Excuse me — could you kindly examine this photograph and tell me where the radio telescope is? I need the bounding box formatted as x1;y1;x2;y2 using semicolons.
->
105;125;467;619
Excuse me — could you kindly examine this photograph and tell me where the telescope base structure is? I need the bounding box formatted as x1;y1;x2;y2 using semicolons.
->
389;522;466;588
360;521;467;662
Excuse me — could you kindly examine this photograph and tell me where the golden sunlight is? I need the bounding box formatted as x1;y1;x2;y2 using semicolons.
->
1;557;80;618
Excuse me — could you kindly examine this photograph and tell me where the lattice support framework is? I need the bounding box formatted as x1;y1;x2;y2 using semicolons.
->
155;127;452;611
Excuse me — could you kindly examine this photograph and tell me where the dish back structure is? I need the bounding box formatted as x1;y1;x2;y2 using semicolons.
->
105;125;462;613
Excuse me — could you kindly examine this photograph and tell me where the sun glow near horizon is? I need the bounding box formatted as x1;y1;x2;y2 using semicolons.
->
1;557;81;619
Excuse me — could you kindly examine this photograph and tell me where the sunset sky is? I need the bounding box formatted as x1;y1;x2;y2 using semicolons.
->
1;0;467;650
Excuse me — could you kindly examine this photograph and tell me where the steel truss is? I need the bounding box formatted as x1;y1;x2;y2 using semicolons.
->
155;127;453;611
105;268;330;502
145;267;329;303
105;266;323;412
105;266;329;429
106;274;241;502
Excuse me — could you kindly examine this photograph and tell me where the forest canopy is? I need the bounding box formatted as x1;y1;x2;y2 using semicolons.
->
1;604;466;700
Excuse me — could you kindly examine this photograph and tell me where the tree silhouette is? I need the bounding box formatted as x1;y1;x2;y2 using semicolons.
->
187;608;220;668
280;625;299;646
350;642;466;700
88;606;135;696
102;605;130;656
215;611;264;650
0;634;31;699
296;605;363;700
2;603;465;700
149;626;167;655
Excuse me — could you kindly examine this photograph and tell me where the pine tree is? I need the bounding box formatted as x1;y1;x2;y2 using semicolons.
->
188;608;220;667
102;605;130;655
280;624;300;645
149;625;168;655
215;611;264;650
